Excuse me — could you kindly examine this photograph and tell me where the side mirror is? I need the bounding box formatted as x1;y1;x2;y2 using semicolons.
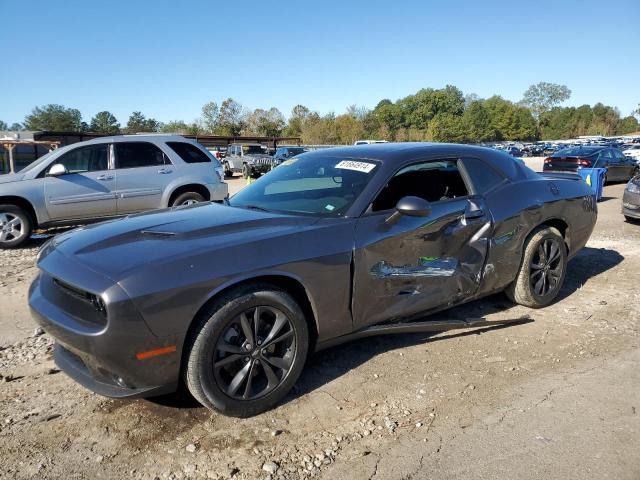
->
47;164;68;176
386;196;431;225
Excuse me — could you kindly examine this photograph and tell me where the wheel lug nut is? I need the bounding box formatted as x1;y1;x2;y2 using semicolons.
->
262;349;267;355
244;357;249;362
245;344;252;350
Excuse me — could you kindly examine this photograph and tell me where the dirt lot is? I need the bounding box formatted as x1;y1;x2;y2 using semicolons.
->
1;170;639;480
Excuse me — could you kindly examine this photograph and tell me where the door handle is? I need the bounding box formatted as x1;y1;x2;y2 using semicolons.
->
158;168;173;174
96;174;114;181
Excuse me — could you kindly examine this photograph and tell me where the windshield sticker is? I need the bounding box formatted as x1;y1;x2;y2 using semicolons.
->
325;204;335;211
335;160;376;173
281;159;298;166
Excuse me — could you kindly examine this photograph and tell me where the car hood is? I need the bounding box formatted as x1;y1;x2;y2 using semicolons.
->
42;203;320;282
0;173;24;184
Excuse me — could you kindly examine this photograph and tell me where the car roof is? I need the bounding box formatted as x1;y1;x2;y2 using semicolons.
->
302;142;526;180
74;134;192;145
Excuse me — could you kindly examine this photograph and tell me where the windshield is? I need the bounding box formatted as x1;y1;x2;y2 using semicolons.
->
229;154;379;216
554;146;601;157
243;145;264;155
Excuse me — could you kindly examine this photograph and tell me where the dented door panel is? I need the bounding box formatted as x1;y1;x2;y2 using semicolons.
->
352;197;492;330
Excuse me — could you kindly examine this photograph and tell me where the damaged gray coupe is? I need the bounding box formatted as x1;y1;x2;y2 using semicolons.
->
30;143;597;417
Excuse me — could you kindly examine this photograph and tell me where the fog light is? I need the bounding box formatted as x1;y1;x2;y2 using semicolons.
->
623;203;640;210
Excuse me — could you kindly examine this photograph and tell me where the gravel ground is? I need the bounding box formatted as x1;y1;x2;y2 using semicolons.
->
0;174;639;480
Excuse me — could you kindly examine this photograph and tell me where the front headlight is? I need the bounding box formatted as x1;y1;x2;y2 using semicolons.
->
626;182;640;194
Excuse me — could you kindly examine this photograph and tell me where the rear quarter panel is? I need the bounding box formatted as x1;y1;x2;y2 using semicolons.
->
479;177;596;294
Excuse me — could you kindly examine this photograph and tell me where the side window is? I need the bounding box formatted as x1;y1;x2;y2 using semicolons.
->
52;144;108;173
371;159;469;212
462;157;505;194
115;142;168;169
166;142;212;164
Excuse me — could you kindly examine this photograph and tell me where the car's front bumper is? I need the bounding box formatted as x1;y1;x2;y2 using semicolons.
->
622;187;640;219
28;251;181;398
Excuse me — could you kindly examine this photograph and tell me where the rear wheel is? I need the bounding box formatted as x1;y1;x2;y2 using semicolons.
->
0;205;32;249
171;192;205;207
505;226;567;308
185;285;309;417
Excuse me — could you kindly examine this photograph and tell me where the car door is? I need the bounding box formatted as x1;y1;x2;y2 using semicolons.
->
114;142;174;214
615;149;635;180
351;158;492;330
44;143;117;221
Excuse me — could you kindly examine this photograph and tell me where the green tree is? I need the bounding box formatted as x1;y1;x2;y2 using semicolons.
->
125;111;161;133
284;105;310;137
201;101;219;133
462;101;495;142
216;98;245;136
617;116;639;134
160;120;190;134
521;82;571;118
24;104;83;131
244;108;285;137
0;120;7;130
427;113;466;143
89;111;120;134
9;122;23;131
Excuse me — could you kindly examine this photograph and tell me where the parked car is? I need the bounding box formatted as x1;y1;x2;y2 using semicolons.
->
505;146;523;157
272;146;307;165
223;143;275;179
622;175;640;222
543;145;638;182
30;143;597;417
623;144;640;164
0;135;227;248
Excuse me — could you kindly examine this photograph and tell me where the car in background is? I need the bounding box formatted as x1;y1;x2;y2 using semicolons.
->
272;146;307;166
0;135;228;248
623;144;640;164
622;175;640;222
30;143;597;417
505;146;523;157
354;140;389;145
223;143;276;179
543;145;638;182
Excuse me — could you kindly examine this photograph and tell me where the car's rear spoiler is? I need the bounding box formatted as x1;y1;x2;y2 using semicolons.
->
540;172;583;181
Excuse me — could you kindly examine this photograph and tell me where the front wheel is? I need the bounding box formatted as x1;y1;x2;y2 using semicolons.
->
505;226;567;308
185;285;309;417
223;162;233;178
0;205;33;249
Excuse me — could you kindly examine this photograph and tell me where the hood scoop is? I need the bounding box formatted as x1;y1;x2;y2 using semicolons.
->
140;230;179;239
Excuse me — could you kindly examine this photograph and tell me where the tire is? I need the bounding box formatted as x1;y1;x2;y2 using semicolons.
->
223;162;233;178
171;192;205;207
184;284;309;417
0;204;33;249
505;226;567;308
242;164;250;180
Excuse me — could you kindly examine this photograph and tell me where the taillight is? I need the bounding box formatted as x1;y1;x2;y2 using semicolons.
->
577;158;592;167
544;157;552;164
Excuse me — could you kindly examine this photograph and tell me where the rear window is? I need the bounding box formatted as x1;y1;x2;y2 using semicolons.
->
166;142;212;164
116;142;170;169
553;147;601;157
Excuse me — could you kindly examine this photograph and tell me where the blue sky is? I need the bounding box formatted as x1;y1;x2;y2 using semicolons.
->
1;0;638;125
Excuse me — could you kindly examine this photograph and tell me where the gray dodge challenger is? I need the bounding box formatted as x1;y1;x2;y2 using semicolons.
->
29;143;597;417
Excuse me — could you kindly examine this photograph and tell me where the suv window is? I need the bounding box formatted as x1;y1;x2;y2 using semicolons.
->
115;142;169;169
52;144;108;173
371;159;468;212
166;142;211;164
462;157;505;193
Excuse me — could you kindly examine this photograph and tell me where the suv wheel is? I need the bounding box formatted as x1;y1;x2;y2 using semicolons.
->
223;162;233;178
505;226;567;308
0;205;33;249
171;192;205;207
185;285;309;417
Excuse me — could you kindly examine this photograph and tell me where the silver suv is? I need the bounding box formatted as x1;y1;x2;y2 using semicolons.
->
0;135;228;248
223;143;276;179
